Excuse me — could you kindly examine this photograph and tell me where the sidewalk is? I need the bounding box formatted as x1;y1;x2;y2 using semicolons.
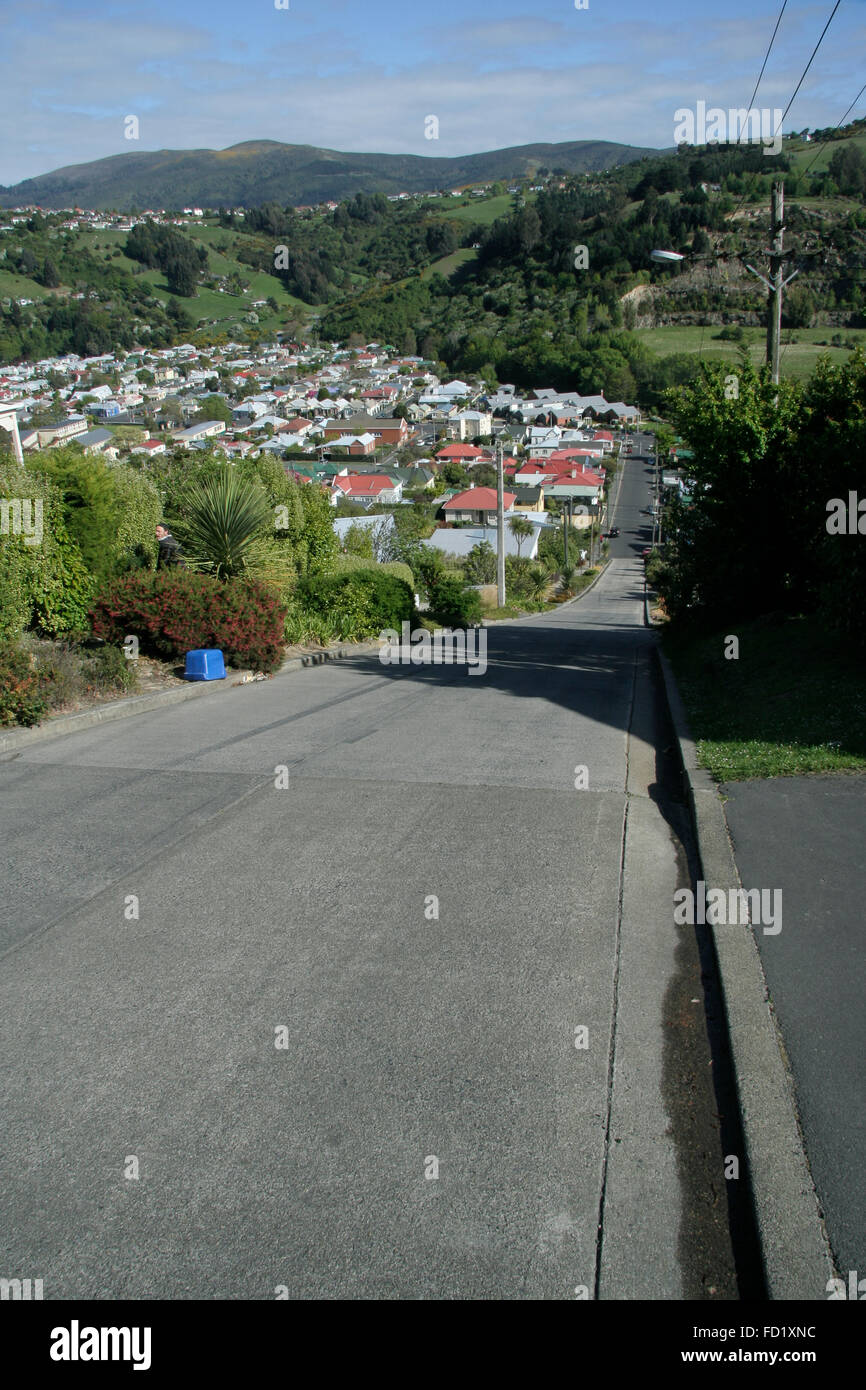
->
656;647;836;1299
721;774;866;1288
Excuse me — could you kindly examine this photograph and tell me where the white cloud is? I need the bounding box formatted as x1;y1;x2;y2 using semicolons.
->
1;4;863;184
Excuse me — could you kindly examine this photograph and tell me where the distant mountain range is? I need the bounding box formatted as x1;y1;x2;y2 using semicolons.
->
0;139;666;210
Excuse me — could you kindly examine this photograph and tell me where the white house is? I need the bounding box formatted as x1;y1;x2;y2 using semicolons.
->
0;405;24;463
174;420;227;442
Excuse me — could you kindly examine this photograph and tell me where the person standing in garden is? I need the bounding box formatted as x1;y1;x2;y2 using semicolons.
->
155;523;186;569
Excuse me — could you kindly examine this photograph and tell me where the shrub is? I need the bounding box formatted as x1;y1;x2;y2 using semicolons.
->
295;569;414;641
33;447;128;585
410;544;446;601
464;539;496;584
106;464;162;573
328;552;415;588
89;570;287;673
0;461;96;640
426;574;482;627
380;560;415;588
559;563;578;596
342;522;375;559
177;469;272;579
84;643;138;694
504;554;534;599
0;642;48;726
13;637;137;713
27;639;86;708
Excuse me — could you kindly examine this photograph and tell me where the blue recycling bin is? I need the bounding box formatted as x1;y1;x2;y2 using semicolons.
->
184;648;226;681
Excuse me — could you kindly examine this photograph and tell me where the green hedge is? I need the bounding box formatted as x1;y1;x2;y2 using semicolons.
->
426;573;482;627
295;568;414;641
329;552;415;588
0;461;96;642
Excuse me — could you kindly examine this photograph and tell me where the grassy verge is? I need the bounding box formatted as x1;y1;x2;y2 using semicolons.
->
482;603;548;621
481;567;601;619
664;614;866;781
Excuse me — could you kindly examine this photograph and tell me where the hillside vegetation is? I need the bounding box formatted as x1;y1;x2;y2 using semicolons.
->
0;138;662;211
2;123;865;394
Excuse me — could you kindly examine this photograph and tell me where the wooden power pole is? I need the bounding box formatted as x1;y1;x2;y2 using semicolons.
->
744;181;799;385
496;443;506;608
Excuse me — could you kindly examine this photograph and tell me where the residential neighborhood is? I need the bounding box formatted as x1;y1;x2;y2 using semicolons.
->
0;335;648;555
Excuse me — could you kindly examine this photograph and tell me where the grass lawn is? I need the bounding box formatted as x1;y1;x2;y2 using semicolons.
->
421;247;478;280
636;324;866;380
0;268;49;300
434;195;515;226
106;424;147;445
788;131;866;173
664;615;866;781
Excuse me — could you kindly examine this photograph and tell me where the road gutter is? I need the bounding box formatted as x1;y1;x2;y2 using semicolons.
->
650;603;835;1299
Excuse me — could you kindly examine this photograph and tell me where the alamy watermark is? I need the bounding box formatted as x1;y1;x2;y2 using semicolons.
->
50;1323;151;1370
826;492;866;535
0;1276;43;1300
827;1271;866;1299
379;621;487;676
674;102;783;156
0;498;42;546
673;881;782;935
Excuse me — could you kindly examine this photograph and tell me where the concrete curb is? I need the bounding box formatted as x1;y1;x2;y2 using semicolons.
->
653;633;835;1300
480;559;612;626
0;641;383;755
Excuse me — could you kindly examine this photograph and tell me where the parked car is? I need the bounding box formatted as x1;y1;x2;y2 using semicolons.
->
605;527;620;538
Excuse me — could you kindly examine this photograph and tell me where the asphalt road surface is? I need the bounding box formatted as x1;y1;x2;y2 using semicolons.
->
722;775;866;1281
0;451;739;1300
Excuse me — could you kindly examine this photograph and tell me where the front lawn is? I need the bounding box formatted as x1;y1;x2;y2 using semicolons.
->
664;615;866;780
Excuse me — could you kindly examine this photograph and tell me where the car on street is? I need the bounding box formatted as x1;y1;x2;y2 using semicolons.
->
605;527;620;538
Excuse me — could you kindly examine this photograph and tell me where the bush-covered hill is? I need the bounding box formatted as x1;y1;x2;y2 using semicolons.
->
0;138;662;211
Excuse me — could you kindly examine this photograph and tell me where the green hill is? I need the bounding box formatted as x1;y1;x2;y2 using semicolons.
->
0;139;665;211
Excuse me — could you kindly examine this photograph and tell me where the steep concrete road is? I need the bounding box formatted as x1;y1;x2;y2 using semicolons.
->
0;456;739;1299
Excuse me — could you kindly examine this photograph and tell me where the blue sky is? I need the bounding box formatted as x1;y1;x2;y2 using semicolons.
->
1;0;864;183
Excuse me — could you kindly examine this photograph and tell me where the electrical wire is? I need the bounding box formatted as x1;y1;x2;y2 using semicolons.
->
737;0;790;143
729;0;842;224
799;82;866;181
775;0;843;136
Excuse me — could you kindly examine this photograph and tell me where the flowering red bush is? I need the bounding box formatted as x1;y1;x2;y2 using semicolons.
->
89;570;287;674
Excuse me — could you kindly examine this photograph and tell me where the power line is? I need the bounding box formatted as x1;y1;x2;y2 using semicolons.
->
738;0;790;141
799;82;866;180
774;0;843;136
728;0;791;223
730;0;843;224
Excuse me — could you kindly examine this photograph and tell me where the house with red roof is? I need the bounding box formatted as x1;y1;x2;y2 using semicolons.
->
435;442;487;465
591;430;614;453
330;473;403;505
129;438;166;456
441;485;516;525
361;386;399;406
284;417;315;440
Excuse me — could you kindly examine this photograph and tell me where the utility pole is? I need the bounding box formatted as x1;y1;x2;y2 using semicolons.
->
744;181;799;386
562;498;569;569
496;442;506;608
